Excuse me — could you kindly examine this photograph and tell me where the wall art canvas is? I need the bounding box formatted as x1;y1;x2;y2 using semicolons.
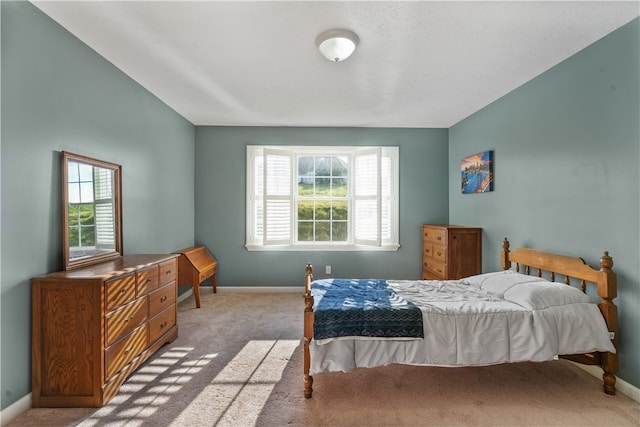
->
461;150;494;194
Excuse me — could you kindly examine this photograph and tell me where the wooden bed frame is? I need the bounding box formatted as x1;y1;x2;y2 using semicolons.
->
303;238;618;398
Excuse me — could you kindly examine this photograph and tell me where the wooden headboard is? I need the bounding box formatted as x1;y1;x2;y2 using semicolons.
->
500;238;618;394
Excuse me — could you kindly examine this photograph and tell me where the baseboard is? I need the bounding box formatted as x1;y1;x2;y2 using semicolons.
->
178;286;303;302
177;288;194;303
217;286;304;293
570;362;640;403
1;392;31;426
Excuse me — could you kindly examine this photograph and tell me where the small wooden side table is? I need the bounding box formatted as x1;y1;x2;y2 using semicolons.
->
173;246;217;308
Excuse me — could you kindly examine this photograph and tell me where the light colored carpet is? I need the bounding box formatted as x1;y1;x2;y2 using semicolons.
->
9;290;639;427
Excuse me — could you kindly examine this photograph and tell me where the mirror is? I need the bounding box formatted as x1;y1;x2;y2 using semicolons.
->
62;151;122;270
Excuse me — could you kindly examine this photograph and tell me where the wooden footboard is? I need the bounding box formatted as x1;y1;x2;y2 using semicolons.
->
500;238;618;395
303;263;314;398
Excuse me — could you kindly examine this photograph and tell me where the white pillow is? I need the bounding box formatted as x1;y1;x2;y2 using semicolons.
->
504;281;593;309
460;270;515;287
462;270;548;297
462;271;593;308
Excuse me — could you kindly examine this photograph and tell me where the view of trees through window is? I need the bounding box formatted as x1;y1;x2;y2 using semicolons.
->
67;161;97;248
297;155;348;242
68;204;95;247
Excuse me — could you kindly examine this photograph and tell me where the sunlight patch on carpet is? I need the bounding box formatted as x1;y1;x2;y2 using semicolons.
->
77;347;217;426
74;341;297;427
171;340;299;427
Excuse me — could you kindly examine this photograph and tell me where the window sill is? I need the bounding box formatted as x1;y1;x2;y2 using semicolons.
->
245;244;400;252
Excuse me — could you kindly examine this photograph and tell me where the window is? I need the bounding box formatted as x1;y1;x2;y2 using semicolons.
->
67;161;115;251
246;146;399;251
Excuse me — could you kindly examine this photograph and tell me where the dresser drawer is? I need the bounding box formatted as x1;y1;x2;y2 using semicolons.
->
431;245;447;262
149;306;176;344
423;242;433;258
423;259;446;280
159;259;177;286
106;297;148;346
423;227;447;245
106;274;136;311
422;269;445;280
424;242;447;261
105;324;148;379
149;281;176;317
421;269;432;280
136;265;159;296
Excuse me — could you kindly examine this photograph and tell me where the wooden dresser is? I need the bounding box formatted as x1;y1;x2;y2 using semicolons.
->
421;225;482;280
31;254;179;407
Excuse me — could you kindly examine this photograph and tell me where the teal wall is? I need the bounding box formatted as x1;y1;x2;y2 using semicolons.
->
449;18;640;388
194;127;449;286
1;2;196;409
2;0;639;414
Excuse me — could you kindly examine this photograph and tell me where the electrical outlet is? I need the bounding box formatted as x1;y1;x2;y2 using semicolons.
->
325;265;331;274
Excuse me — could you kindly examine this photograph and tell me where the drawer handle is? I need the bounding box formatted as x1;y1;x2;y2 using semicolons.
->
437;236;442;241
166;270;172;274
147;277;153;282
437;251;442;256
124;315;134;323
119;288;127;294
160;321;167;329
160;295;167;303
124;346;133;355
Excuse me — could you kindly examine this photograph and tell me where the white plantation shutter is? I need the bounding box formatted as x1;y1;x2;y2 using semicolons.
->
380;152;396;244
253;153;264;242
354;148;381;246
93;167;115;249
263;149;292;245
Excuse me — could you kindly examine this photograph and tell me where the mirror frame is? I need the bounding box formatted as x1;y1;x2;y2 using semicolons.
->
62;151;123;270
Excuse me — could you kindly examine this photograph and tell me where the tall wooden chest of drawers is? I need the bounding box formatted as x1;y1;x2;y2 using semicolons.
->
31;254;179;407
421;225;482;280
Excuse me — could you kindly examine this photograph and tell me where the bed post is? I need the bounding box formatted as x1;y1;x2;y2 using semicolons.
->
303;263;314;398
597;252;618;395
500;238;511;270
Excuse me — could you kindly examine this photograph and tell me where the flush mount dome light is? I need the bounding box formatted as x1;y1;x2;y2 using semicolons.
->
315;29;359;62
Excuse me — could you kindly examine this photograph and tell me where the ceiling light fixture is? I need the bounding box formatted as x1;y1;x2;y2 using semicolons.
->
315;29;359;62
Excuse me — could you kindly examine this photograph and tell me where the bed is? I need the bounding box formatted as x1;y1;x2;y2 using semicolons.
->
302;238;618;398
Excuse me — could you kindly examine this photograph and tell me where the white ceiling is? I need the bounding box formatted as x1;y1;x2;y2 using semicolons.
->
32;1;639;128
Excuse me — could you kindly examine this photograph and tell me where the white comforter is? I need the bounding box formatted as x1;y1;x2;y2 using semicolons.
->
309;270;615;375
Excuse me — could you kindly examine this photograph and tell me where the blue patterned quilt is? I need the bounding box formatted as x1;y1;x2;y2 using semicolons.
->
311;279;424;341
